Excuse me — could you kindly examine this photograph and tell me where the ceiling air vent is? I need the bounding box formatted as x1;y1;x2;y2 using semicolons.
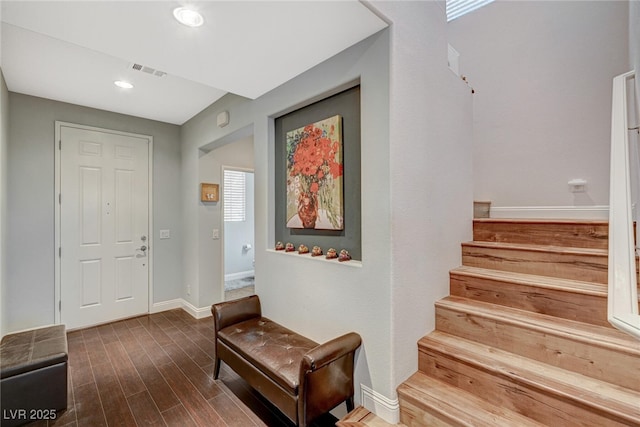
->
130;63;166;78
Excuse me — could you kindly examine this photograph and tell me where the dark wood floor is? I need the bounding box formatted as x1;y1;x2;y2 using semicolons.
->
28;309;338;427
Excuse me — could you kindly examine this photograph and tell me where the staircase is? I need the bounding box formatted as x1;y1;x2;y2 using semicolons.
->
397;219;640;427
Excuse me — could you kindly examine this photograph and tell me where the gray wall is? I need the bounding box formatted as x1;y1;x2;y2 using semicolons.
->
632;0;640;119
448;1;629;210
198;134;255;303
180;31;395;404
180;4;473;411
0;70;8;336
6;93;182;332
373;0;474;393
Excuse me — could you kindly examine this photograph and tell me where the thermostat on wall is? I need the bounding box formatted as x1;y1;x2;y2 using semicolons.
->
568;179;587;193
217;111;229;128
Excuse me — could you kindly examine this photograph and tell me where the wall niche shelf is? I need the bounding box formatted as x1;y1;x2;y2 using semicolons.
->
267;249;362;268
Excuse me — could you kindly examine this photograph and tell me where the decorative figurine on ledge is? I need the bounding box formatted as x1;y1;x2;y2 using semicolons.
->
298;244;309;254
311;246;323;257
326;248;338;259
338;249;352;262
275;241;285;251
285;242;295;252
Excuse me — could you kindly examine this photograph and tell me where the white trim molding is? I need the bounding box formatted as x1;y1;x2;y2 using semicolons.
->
224;270;255;282
360;384;400;424
608;70;640;340
180;299;213;319
150;299;183;314
490;205;609;220
152;298;213;319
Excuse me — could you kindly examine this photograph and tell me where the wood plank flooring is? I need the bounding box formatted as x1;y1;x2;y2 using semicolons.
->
224;285;255;301
27;309;337;427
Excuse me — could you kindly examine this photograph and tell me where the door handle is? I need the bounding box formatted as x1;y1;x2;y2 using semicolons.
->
139;245;147;252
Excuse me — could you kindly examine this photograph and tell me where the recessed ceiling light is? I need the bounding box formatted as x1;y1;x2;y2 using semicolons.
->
114;80;134;89
173;7;204;27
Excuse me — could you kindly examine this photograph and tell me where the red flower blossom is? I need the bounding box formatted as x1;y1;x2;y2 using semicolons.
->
290;127;342;181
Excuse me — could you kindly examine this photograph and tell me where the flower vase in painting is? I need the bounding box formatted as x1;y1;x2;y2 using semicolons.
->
286;115;344;230
297;191;318;228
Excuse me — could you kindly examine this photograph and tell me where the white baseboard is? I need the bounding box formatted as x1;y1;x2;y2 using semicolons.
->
150;299;183;313
360;384;399;424
152;298;212;319
181;299;213;319
490;205;610;220
224;270;255;281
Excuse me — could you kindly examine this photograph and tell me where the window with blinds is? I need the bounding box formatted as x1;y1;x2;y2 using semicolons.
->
447;0;494;22
224;170;246;222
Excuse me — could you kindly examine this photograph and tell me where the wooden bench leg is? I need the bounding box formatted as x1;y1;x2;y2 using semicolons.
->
346;396;354;412
213;357;221;380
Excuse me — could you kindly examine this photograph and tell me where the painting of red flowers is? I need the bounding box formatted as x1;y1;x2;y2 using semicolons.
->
286;115;344;230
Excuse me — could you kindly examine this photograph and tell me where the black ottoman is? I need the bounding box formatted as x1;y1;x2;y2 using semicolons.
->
1;325;68;427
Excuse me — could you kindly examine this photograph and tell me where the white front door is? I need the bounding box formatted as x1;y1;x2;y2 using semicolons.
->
59;124;150;329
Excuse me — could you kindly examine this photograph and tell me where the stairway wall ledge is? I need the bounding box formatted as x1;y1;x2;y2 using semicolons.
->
490;205;610;220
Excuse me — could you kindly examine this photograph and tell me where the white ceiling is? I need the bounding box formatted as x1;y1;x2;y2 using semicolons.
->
0;1;387;125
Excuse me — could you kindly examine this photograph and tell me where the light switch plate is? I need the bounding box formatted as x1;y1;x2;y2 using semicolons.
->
160;229;170;239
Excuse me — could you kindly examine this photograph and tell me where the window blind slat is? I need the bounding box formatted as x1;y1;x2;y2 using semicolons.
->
447;0;494;22
224;170;246;222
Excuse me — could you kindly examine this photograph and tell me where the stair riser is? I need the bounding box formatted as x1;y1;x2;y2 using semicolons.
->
435;306;640;392
449;272;611;327
462;245;609;283
473;221;609;249
399;398;459;427
418;348;637;427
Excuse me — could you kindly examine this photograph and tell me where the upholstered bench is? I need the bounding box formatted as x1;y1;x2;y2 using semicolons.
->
0;325;68;427
212;295;361;427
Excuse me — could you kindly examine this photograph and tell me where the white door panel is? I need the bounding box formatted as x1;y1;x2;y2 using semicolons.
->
60;125;149;329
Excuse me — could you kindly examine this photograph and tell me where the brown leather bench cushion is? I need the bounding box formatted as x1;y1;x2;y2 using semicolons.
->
218;316;318;394
1;325;68;379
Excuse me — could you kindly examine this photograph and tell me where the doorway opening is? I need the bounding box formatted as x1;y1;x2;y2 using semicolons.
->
223;168;255;301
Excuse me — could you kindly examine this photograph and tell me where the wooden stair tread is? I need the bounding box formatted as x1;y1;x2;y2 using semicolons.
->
338;406;405;427
462;240;608;255
338;406;371;425
473;219;609;225
437;296;640;355
419;331;640;423
398;372;545;427
451;266;608;296
401;219;640;426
